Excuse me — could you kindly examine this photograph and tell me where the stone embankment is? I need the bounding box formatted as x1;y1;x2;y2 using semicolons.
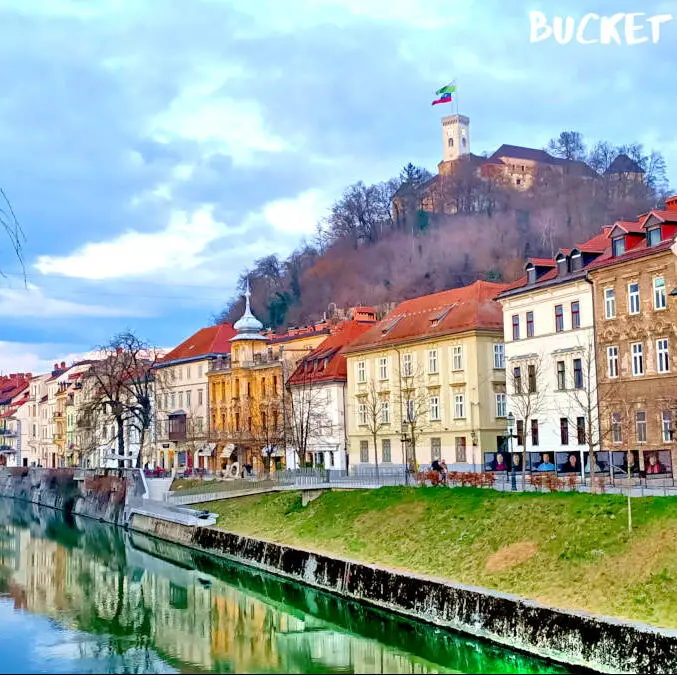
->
131;512;677;675
0;466;145;525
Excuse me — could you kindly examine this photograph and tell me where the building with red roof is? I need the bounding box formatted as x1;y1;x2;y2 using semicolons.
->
286;320;374;470
343;280;510;472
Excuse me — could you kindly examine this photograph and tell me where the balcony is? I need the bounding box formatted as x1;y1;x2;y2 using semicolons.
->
52;412;64;420
0;429;17;437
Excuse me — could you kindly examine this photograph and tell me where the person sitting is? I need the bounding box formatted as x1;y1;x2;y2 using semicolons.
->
537;453;556;472
493;453;507;471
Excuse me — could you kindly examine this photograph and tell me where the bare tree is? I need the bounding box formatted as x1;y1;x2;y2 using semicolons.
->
286;370;325;469
507;354;548;489
356;380;387;478
0;189;25;281
250;396;285;475
547;131;587;161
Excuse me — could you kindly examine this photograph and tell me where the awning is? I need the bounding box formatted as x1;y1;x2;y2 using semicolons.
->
198;443;216;457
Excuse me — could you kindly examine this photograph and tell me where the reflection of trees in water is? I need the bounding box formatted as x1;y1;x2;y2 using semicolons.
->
0;500;570;675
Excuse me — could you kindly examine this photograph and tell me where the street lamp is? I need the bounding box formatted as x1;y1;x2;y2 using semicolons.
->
505;412;517;491
400;422;410;485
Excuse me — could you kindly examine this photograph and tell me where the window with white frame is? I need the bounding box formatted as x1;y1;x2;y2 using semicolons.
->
197;364;203;378
198;389;203;406
360;440;369;463
452;346;463;371
382;439;392;463
654;277;667;310
402;353;413;377
662;410;673;442
605;288;616;319
378;357;388;380
495;393;506;418
611;412;622;443
493;343;505;369
607;346;619;378
358;402;367;425
171;392;176;409
631;342;644;376
178;391;183;408
635;411;647;443
357;361;366;383
380;399;390;424
428;349;438;374
430;396;440;420
454;394;465;418
628;282;640;315
657;338;670;373
405;399;415;422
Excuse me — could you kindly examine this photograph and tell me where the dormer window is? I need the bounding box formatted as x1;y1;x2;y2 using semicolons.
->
647;226;661;247
570;251;583;271
612;237;625;257
527;267;536;285
556;256;568;277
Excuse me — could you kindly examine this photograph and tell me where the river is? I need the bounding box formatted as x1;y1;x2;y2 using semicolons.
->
0;498;579;674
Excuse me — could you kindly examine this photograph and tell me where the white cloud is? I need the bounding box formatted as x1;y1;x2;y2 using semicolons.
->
0;342;95;375
256;189;332;235
34;206;232;282
0;283;146;318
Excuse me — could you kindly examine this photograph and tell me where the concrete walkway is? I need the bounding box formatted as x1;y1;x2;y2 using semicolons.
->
125;497;218;527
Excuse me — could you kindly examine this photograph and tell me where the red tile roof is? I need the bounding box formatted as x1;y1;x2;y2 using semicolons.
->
577;231;608;253
344;281;509;353
287;321;374;386
160;323;237;364
528;257;556;267
586;237;674;272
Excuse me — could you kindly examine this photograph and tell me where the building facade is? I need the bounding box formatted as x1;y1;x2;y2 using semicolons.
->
588;195;677;477
497;231;608;475
344;281;509;471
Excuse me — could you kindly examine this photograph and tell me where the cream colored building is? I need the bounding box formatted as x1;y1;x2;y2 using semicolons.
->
344;281;509;471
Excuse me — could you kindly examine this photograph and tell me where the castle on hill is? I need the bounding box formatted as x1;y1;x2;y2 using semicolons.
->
393;113;645;217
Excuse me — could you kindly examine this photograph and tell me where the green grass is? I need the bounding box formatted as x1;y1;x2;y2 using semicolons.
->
198;487;677;628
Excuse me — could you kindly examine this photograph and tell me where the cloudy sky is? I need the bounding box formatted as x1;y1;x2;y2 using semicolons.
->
0;0;675;374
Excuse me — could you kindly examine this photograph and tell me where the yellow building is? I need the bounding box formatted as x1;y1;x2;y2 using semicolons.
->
344;281;510;471
208;283;330;473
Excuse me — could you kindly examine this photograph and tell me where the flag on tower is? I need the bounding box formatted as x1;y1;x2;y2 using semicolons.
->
431;93;453;106
435;83;456;96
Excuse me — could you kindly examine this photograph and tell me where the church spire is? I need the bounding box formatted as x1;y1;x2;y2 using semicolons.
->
231;276;266;341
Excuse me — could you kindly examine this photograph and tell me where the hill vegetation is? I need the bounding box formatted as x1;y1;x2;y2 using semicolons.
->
217;131;670;329
200;487;677;628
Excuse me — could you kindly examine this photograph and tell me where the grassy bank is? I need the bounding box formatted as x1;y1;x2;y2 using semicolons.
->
198;487;677;628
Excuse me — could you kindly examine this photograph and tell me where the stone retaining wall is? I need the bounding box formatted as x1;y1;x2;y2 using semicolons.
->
130;513;677;674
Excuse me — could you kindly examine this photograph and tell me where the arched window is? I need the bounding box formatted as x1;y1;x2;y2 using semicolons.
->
462;137;467;148
448;137;454;148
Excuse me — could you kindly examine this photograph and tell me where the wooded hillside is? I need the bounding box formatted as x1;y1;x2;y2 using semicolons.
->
217;132;670;329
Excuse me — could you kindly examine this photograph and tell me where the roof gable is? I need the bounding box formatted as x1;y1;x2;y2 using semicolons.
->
605;153;644;174
160;323;237;365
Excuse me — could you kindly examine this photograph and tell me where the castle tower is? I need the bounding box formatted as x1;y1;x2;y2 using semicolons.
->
441;114;470;162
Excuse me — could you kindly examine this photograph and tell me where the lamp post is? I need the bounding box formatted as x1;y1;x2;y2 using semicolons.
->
400;422;410;486
506;412;517;491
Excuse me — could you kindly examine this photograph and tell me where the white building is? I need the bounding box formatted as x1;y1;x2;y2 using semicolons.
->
496;232;609;475
286;321;374;470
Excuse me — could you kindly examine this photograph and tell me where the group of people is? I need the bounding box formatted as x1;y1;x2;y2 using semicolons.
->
430;458;449;484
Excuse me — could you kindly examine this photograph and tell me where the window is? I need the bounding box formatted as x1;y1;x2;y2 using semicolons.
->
516;420;525;446
612;237;625;257
662;410;673;442
196;417;203;433
647;226;661;247
654;277;667;310
378;357;388;380
357;361;366;383
360;440;369;463
526;311;534;337
604;288;616;319
178;391;184;409
197;364;203;378
531;419;539;446
512;315;520;340
513;366;522;394
455;437;467;462
164;393;169;410
171;392;176;409
382;439;392;463
452;346;463;371
406;400;415;423
402;353;413;377
454;394;465;418
186;390;191;407
635;412;647;443
428;349;438;374
527;364;536;392
358;403;367;426
628;283;640;315
571;301;580;329
576;417;586;445
556;361;566;390
493;344;505;369
198;389;203;406
431;437;441;461
555;305;564;332
611;412;622;443
430;396;440;420
560;418;569;445
631;342;644;376
573;358;583;389
657;338;670;373
186;366;191;379
495;393;506;418
381;399;390;424
607;346;619;378
178;367;183;381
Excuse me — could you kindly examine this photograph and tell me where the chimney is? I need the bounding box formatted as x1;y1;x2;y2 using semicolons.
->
60;361;66;369
666;195;677;212
54;363;58;370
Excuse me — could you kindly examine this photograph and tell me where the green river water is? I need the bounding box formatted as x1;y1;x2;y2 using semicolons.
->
0;498;580;674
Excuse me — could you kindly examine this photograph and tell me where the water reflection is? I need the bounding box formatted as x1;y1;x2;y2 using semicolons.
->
0;498;572;674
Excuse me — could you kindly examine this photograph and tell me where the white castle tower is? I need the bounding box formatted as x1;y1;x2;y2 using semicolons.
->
441;114;470;162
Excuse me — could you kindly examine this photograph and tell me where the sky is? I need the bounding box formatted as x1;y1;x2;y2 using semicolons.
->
0;0;675;374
